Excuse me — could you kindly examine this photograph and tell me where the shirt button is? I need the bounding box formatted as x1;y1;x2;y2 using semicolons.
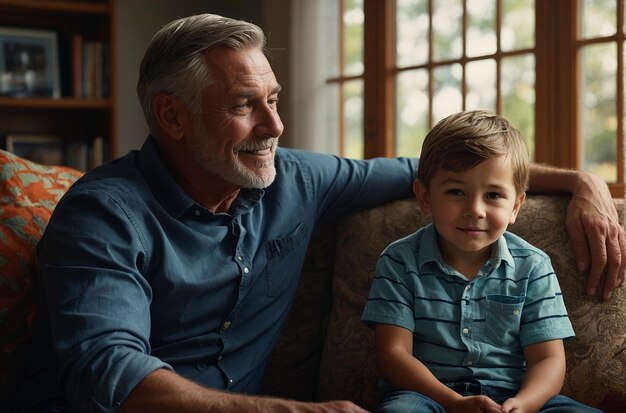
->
223;321;231;330
462;328;470;335
237;256;243;261
467;360;473;366
217;354;223;361
228;378;234;384
513;309;520;316
243;267;249;274
193;210;201;216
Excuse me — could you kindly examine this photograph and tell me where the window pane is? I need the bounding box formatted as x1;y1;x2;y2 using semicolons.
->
467;0;497;57
465;59;496;111
396;0;428;67
580;0;616;39
432;0;462;61
433;63;463;122
343;79;364;159
580;42;617;182
343;0;364;76
501;54;535;159
501;0;535;52
396;70;429;157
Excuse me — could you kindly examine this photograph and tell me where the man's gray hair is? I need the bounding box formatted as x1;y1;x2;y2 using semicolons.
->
137;14;266;135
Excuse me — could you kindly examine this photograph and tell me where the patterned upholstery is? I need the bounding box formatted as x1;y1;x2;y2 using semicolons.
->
263;196;626;413
0;150;82;408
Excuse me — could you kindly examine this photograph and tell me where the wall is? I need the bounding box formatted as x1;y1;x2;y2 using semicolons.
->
113;0;292;157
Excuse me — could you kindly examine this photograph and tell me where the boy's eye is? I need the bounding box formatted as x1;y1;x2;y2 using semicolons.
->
445;188;464;196
486;192;503;200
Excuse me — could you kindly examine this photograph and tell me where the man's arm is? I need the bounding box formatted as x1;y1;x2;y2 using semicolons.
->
500;340;566;413
529;163;625;300
118;369;368;413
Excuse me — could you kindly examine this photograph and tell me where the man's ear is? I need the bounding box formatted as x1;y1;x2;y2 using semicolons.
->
152;92;189;141
509;192;526;224
413;180;432;214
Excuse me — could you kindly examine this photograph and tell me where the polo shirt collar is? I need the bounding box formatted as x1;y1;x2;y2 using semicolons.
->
417;223;515;275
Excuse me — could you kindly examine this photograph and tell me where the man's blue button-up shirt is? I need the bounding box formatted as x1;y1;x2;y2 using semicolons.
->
19;137;415;413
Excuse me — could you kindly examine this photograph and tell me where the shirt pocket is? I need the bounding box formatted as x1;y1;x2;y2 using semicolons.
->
482;293;525;346
265;221;307;297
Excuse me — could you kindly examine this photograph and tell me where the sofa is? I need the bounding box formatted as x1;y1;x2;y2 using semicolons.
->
1;149;625;412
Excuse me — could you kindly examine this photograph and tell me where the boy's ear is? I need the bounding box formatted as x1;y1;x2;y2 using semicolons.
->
413;180;432;214
509;192;526;224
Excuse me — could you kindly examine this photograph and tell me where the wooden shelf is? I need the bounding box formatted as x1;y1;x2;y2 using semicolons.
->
0;0;110;15
0;96;112;110
0;0;116;167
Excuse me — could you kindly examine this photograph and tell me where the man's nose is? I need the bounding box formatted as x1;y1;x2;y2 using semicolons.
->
255;105;284;138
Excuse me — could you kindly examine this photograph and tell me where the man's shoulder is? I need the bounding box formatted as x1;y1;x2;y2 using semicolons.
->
64;151;147;201
275;147;338;166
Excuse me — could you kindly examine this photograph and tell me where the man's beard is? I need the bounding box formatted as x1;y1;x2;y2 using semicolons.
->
223;138;278;188
191;120;278;189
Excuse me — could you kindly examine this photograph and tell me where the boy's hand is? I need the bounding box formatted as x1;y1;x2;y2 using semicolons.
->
501;397;526;413
445;395;502;413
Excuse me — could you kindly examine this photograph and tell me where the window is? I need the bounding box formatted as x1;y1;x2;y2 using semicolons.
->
325;0;625;196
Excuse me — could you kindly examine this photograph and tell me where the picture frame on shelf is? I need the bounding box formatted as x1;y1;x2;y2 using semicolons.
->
0;27;60;98
5;134;63;165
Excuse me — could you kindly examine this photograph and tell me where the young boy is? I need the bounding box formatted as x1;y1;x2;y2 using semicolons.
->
361;110;601;413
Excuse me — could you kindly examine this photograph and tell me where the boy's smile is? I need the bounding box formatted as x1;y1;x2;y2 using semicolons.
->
415;156;525;276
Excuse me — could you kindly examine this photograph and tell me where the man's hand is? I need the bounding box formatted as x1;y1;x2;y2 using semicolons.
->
566;171;626;300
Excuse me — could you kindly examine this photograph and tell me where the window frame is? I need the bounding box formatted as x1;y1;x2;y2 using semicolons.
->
359;0;625;197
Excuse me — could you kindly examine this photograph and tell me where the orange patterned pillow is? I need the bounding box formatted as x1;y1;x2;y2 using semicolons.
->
0;150;83;408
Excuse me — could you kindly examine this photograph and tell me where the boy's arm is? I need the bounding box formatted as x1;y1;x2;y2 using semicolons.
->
501;340;566;413
374;324;501;413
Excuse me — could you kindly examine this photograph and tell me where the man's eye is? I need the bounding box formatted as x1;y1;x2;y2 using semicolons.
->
445;189;464;196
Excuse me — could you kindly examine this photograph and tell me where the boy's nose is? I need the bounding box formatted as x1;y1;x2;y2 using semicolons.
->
464;198;486;218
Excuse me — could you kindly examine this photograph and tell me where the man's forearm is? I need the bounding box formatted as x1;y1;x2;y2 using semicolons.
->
118;368;367;413
119;369;279;413
528;163;580;194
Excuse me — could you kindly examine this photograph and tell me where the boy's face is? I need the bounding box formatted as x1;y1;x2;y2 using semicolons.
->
414;156;525;265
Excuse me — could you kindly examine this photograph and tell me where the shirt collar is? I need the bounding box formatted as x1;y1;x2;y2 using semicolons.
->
138;136;264;219
417;223;515;275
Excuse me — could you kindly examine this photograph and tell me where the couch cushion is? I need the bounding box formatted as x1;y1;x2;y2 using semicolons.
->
0;150;82;408
318;196;626;412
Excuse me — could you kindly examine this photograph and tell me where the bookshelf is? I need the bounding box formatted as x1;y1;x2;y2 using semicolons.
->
0;0;115;170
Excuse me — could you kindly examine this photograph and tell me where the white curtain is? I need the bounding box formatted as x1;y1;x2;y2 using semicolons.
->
288;0;340;154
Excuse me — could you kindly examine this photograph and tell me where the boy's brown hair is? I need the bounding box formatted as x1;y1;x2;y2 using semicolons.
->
416;110;530;194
